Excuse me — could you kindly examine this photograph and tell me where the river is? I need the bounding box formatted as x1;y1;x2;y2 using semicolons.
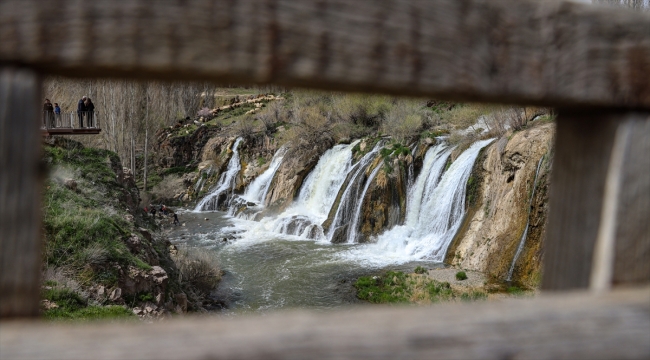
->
168;210;441;315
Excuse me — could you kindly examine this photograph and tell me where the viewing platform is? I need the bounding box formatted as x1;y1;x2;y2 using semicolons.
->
41;111;101;136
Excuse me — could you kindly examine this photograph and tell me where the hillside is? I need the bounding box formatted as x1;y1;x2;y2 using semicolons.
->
41;138;221;320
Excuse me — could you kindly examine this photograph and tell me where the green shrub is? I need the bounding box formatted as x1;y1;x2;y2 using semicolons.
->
414;266;428;274
460;290;487;302
355;271;486;305
506;286;525;295
42;287;132;321
455;271;468;281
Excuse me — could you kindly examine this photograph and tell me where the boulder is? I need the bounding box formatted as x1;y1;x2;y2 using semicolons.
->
64;178;77;191
109;287;122;301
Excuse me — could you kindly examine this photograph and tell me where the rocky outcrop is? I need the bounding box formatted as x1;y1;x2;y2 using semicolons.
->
156;124;221;169
356;160;408;243
446;123;554;286
263;136;335;213
235;133;278;192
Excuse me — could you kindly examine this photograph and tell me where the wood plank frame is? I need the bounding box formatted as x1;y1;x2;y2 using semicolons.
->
0;0;649;357
1;287;649;360
0;0;649;109
0;67;43;318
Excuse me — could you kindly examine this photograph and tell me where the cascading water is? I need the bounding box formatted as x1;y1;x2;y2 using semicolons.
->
240;142;359;241
343;138;494;264
346;164;382;244
326;142;383;243
404;143;451;227
242;146;288;205
506;156;544;281
294;142;358;217
194;138;243;212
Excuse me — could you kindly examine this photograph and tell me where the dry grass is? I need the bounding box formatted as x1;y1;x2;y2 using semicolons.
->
172;247;222;295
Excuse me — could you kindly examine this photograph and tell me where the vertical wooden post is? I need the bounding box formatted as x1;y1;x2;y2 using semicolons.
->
543;110;650;291
612;114;650;286
0;67;43;318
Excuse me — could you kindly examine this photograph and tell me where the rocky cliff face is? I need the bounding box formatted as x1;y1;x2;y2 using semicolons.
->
263;136;335;213
445;123;554;286
156;124;221;169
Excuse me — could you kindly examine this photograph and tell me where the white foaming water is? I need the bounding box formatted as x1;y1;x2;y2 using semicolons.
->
194;138;243;212
242;146;288;205
295;142;358;218
346;164;382;243
326;142;383;242
234;142;358;242
341;138;494;265
405;144;451;227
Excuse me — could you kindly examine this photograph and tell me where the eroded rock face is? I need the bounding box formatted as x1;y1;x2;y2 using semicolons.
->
118;265;169;296
263;137;335;214
235;134;277;192
447;123;554;286
356;163;409;243
156;125;221;169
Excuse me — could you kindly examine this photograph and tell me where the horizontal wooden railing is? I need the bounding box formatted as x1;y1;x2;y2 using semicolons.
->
1;0;650;109
0;0;649;359
1;287;649;360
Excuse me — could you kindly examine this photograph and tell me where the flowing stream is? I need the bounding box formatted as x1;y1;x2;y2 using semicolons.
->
179;138;493;313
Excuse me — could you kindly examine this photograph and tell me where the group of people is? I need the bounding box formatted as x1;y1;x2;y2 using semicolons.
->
42;96;95;128
42;99;61;128
145;204;180;226
77;96;95;128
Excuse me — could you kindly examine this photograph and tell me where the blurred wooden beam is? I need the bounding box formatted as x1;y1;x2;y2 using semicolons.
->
1;287;649;360
543;110;650;291
0;0;649;109
0;67;43;318
612;115;650;286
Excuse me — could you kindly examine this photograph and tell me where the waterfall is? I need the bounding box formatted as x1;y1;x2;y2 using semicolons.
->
506;156;544;281
242;146;288;205
345;138;493;264
294;142;358;218
404;144;451;227
194;138;243;211
346;164;382;243
242;142;359;241
326;142;383;243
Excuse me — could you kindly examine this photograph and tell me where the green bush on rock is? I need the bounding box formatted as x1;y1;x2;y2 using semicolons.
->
355;271;485;305
456;271;468;281
414;266;428;274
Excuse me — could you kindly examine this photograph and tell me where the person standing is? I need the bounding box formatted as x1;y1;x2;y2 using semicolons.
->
84;97;95;127
53;103;61;128
77;96;87;128
43;99;54;128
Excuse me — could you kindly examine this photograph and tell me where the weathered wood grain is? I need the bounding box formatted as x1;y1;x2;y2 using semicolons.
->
0;67;43;318
1;287;649;360
543;111;650;290
0;0;649;108
612;115;650;285
543;110;620;290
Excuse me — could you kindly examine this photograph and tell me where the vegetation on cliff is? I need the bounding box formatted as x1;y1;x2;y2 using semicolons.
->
42;139;222;320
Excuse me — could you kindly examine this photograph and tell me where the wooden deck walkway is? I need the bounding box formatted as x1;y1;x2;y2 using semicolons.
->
41;127;101;136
